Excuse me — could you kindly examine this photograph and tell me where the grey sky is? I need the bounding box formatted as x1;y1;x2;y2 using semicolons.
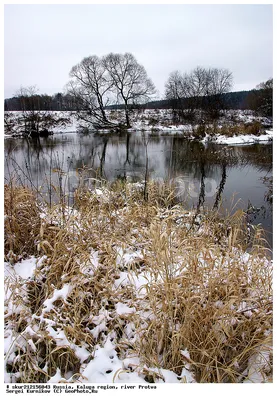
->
4;4;273;99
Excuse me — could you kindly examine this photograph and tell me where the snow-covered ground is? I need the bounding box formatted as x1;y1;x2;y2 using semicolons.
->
202;130;273;145
4;109;273;146
4;251;272;384
4;250;196;384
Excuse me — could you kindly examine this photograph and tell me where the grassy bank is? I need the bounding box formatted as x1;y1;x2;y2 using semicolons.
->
4;181;272;383
4;109;273;141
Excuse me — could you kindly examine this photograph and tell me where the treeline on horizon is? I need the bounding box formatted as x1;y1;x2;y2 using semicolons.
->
3;89;269;114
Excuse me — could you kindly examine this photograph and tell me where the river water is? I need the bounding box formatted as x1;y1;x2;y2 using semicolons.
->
4;131;273;249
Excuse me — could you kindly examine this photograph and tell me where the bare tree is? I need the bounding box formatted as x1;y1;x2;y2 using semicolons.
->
165;66;233;122
246;78;273;117
16;86;41;135
67;55;116;129
103;53;156;128
66;53;155;129
9;86;69;137
201;67;233;118
165;71;186;122
165;70;200;121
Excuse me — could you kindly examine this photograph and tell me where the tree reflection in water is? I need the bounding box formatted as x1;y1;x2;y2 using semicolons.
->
4;132;272;243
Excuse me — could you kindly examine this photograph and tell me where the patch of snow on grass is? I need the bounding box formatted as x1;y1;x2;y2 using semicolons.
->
115;302;136;316
42;284;71;312
243;345;272;383
203;129;273;145
12;256;38;279
114;271;150;296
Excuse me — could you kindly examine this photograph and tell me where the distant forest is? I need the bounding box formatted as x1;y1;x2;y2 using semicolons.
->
4;90;259;112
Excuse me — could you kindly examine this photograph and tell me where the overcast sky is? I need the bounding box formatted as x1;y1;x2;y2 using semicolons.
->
4;3;273;99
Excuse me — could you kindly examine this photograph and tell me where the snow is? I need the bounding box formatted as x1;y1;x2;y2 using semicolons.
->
115;247;144;267
115;302;136;316
77;338;194;384
243;345;272;383
114;271;150;295
5;256;38;279
80;250;99;275
203;129;273;145
5;110;273;145
81;338;128;383
48;368;63;383
42;284;72;312
4;249;273;385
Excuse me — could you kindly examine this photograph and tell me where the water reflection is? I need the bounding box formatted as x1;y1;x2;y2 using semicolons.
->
4;131;272;246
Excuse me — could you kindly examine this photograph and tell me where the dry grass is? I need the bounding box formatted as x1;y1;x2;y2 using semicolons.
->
204;121;264;137
191;121;265;140
4;180;273;383
4;182;41;261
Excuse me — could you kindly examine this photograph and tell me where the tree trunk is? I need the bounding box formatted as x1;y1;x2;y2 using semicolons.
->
124;100;131;128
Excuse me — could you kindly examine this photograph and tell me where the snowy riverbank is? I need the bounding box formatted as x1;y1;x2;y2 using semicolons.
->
4;109;273;146
202;130;273;145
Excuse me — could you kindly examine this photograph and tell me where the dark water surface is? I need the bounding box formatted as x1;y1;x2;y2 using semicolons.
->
4;131;273;249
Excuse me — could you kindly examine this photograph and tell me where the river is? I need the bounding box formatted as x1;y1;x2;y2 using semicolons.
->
4;131;273;249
